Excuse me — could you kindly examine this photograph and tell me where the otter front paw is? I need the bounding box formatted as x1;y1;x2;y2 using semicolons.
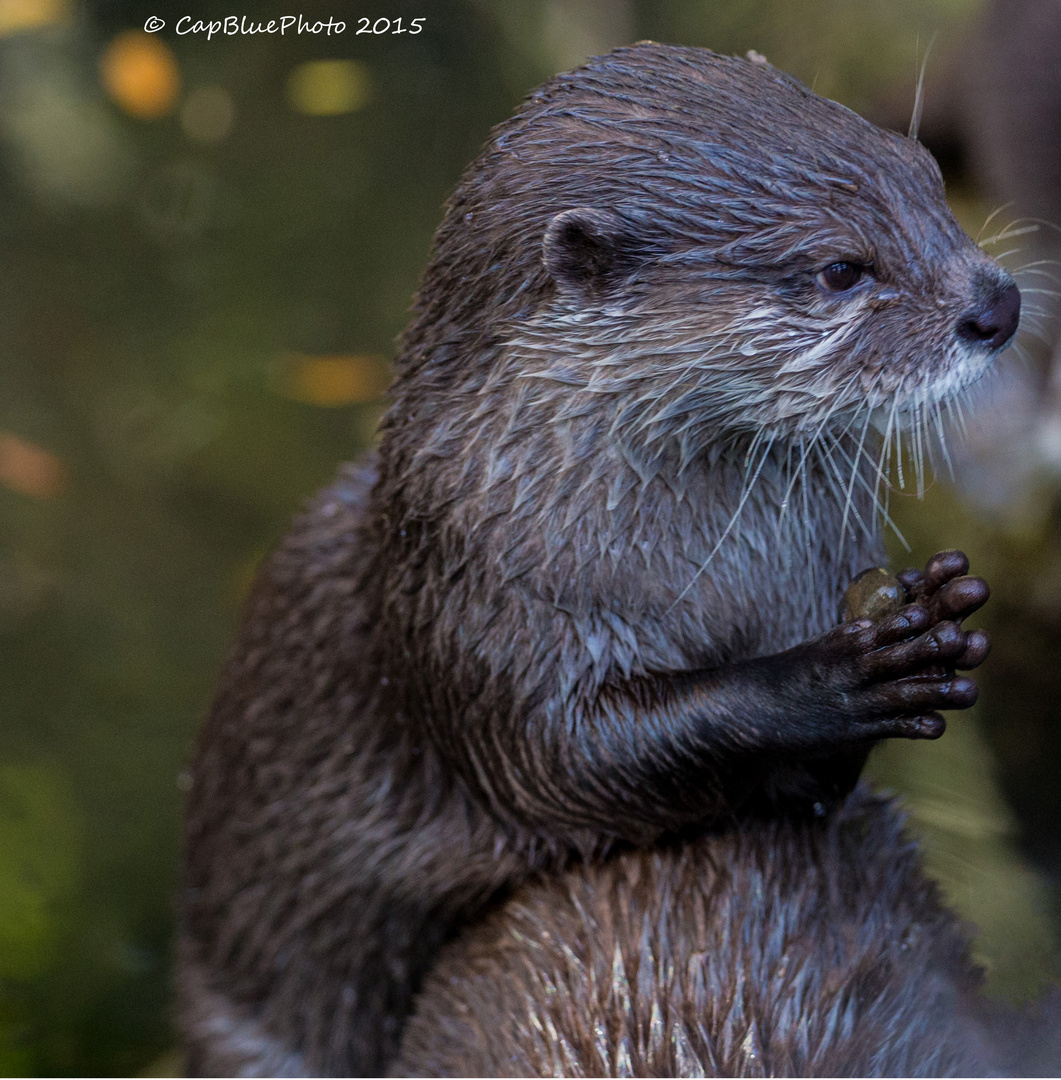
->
823;608;977;739
814;549;990;741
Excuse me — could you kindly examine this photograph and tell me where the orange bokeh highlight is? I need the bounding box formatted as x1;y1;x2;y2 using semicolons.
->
0;432;67;499
100;30;180;119
0;0;71;37
275;354;389;406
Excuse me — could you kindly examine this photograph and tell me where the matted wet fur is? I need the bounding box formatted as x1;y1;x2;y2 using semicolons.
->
179;44;1017;1076
394;788;996;1078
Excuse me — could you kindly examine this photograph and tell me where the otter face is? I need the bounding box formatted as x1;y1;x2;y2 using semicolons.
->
409;44;1019;462
535;181;1019;447
528;69;1018;447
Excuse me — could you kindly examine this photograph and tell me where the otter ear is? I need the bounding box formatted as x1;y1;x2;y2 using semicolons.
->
542;207;647;297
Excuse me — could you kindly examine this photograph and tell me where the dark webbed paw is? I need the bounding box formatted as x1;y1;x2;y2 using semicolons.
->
801;550;991;742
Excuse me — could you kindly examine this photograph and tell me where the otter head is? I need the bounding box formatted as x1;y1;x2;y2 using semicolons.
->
398;43;1019;467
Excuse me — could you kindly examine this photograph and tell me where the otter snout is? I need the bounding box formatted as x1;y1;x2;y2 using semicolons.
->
957;277;1021;350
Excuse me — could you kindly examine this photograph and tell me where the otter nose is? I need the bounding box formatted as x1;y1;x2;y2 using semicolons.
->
956;280;1021;350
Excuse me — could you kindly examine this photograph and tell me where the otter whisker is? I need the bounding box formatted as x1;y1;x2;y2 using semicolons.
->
870;394;899;516
777;383;854;551
821;409;908;548
980;214;1053;244
950;393;970;441
1014;284;1061;297
891;404;906;490
930;400;955;481
1018;217;1061;239
814;437;879;550
1009;259;1061;278
975;201;1016;244
905;396;923;497
836;403;876;550
907;33;936;141
798;439;820;595
783;374;861;501
981;227;1039;248
877;396;899;523
991;246;1030;264
1017;323;1056;347
667;432;776;612
1018;310;1059;334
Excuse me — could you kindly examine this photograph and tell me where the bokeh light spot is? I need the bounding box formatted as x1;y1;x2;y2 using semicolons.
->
99;30;180;120
0;432;67;498
275;354;388;406
180;85;235;144
0;0;70;37
286;60;371;116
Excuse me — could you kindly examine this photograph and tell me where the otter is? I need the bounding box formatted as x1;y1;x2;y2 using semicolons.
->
178;44;1016;1077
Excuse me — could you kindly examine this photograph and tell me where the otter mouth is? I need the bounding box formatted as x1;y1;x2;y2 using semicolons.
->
881;332;1011;427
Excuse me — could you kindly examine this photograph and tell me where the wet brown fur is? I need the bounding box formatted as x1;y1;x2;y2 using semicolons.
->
394;788;996;1078
179;44;1016;1076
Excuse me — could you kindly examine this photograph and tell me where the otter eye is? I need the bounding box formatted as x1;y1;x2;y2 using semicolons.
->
818;261;866;292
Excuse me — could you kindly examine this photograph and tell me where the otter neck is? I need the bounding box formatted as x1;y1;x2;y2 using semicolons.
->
378;377;885;672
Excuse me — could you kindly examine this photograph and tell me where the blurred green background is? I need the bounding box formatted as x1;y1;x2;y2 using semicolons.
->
1;0;1060;1074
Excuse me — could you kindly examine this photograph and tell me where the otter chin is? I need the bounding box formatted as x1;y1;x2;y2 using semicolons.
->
179;44;1016;1077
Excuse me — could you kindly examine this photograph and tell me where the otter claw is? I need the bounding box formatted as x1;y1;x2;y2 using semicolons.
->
904;713;946;739
956;629;991;670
